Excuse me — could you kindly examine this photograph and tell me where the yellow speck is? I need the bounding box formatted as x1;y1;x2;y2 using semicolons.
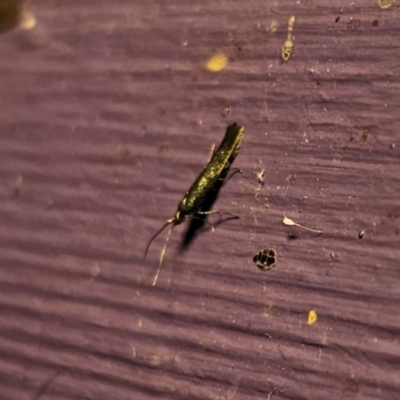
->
19;10;36;30
377;0;393;9
269;20;278;33
308;310;317;325
205;53;228;72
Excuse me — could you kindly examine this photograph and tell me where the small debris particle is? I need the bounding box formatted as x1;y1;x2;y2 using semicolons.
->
347;18;361;32
308;310;317;325
266;387;277;400
269;20;278;33
254;168;266;200
221;105;231;118
372;19;379;27
205;53;228;72
361;129;371;141
253;248;277;271
283;216;296;226
377;0;393;9
158;143;170;156
283;216;323;234
19;10;36;30
335;16;340;23
329;252;338;260
390;143;395;149
263;302;273;317
281;16;295;62
256;169;265;186
358;230;365;239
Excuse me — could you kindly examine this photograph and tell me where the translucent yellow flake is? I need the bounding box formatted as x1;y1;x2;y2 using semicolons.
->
308;310;317;324
205;53;228;72
281;16;295;62
19;10;36;30
377;0;393;9
269;20;278;33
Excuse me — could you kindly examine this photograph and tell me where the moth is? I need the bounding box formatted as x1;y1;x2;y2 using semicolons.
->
145;123;245;285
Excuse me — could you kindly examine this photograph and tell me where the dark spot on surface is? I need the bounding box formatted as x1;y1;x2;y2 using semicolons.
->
387;207;400;221
158;143;170;156
372;19;379;27
288;232;298;240
118;146;130;161
13;175;23;197
335;16;340;23
253;248;277;271
347;19;361;32
302;340;326;348
343;377;359;394
13;187;21;197
361;129;371;141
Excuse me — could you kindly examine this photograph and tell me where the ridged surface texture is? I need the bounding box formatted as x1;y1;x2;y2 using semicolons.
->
0;1;399;399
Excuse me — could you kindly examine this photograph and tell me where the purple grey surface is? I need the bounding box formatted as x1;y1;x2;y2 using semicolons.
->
0;1;399;399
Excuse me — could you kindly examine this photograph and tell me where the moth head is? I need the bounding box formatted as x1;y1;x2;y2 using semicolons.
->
173;211;185;225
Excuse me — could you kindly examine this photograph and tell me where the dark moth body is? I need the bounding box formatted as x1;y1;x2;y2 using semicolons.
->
145;123;245;285
176;123;244;219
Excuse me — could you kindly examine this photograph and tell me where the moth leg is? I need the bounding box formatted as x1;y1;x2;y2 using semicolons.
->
188;215;215;232
220;168;242;183
197;210;239;220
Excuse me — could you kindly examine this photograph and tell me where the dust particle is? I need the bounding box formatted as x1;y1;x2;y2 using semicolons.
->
221;106;231;118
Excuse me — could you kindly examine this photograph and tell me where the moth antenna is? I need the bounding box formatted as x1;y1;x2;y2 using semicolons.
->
153;224;174;286
144;221;171;260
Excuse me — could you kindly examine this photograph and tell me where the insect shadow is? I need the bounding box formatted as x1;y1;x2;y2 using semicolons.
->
180;165;240;250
